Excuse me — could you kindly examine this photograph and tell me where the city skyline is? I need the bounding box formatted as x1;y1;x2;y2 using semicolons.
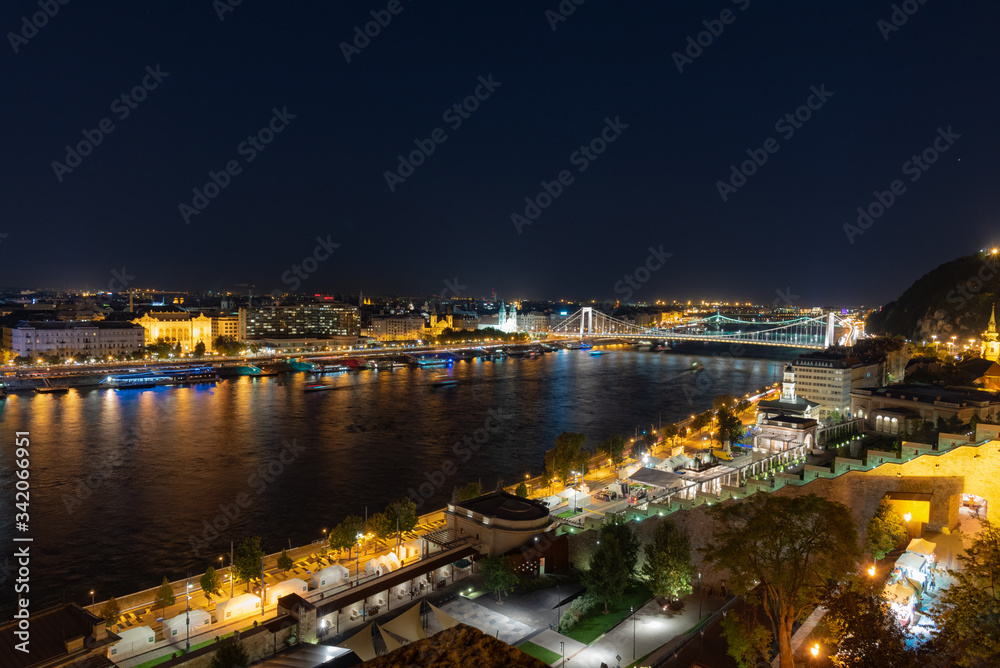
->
4;2;1000;304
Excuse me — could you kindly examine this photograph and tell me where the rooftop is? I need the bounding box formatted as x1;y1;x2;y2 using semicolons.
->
0;604;113;668
454;491;550;522
855;384;1000;406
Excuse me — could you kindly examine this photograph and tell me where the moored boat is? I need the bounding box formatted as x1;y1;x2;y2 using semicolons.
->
431;374;458;387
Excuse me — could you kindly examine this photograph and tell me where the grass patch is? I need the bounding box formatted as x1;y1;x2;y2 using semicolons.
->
564;583;652;645
556;510;578;519
519;641;561;664
133;632;235;668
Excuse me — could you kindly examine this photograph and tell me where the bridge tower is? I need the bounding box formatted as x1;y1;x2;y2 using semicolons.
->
579;307;594;338
824;312;835;348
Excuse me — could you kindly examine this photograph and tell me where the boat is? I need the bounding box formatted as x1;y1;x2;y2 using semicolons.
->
431;374;458;387
304;383;341;392
590;350;605;356
0;383;7;399
166;367;221;385
414;357;452;367
35;378;69;394
691;361;704;372
100;371;170;389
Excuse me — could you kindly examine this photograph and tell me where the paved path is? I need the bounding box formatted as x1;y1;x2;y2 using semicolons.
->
569;592;725;667
522;629;587;666
440;598;536;645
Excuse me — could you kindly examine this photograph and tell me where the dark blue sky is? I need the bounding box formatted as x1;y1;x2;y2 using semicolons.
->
3;0;999;305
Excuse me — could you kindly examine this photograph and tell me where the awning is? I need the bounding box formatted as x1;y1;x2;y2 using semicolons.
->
628;467;688;490
895;552;927;573
884;581;915;605
906;538;937;556
453;558;472;568
379;602;426;642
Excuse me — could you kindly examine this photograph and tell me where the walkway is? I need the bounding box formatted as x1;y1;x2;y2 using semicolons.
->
440;598;535;645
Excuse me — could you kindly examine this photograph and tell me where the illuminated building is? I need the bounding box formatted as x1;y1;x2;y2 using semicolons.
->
8;321;145;358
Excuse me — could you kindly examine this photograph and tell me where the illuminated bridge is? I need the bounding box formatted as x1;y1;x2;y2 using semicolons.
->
548;308;859;350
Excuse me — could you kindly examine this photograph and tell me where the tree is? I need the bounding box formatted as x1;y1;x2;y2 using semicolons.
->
691;412;712;433
329;515;365;558
642;519;693;604
865;498;907;562
194;341;206;357
276;549;294;573
481;555;519;603
704;494;860;668
713;393;738;411
822;577;915;668
598;434;627;470
584;533;631;613
200;567;223;601
233;536;264;593
153;577;176;620
716;406;744;445
721;606;773;668
369;511;395;547
546;432;586;484
456;481;483;501
214;335;243;356
662;423;679;445
385;497;418;555
99;596;121;627
602;514;640;578
931;520;1000;667
515;482;529;498
208;634;249;668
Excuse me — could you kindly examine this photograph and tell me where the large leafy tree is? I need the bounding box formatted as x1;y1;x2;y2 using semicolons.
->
603;515;640;577
598;434;627;470
823;577;916;668
715;406;744;445
153;577;176;620
208;634;249;668
233;536;264;593
691;411;712;433
713;393;738;411
480;555;519;602
385;497;418;555
662;423;680;445
368;511;395;546
584;533;631;613
515;482;528;498
276;549;294;573
931;520;1000;667
545;432;586;484
99;596;122;627
865;498;907;562
456;481;483;501
704;494;860;668
329;515;365;558
721;604;773;668
642;519;693;603
200;567;223;601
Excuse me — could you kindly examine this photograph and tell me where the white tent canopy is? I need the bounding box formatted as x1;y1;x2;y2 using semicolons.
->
312;564;350;589
163;610;211;639
884;581;915;606
365;559;383;576
895;552;928;578
906;538;937;556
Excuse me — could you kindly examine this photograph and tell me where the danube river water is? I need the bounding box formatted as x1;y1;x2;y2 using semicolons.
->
0;346;798;617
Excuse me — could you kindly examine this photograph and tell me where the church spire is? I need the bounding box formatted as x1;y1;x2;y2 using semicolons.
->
989;303;997;334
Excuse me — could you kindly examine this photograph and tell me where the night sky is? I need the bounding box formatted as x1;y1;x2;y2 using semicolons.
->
3;0;1000;305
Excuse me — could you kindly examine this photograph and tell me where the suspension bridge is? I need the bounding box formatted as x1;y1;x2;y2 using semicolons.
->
548;308;858;349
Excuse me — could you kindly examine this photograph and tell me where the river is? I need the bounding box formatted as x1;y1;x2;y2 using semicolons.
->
0;345;798;618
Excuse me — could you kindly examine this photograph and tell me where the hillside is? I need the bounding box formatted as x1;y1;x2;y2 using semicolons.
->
865;251;1000;340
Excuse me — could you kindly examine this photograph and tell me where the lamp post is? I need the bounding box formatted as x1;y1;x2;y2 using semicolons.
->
90;590;95;609
698;572;703;620
356;533;362;584
632;605;636;660
185;577;192;652
560;641;565;667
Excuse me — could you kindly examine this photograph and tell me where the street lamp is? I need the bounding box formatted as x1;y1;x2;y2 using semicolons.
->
90;590;95;609
185;577;192;652
560;641;565;667
868;565;876;577
698;572;703;620
811;643;820;658
631;605;636;660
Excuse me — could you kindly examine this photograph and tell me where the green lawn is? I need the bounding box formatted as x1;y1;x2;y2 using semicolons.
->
556;510;578;519
519;641;562;664
564;584;652;645
132;631;235;668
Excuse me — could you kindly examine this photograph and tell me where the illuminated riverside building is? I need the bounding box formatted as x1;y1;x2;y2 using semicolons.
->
132;311;214;352
245;302;359;338
8;321;145;358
